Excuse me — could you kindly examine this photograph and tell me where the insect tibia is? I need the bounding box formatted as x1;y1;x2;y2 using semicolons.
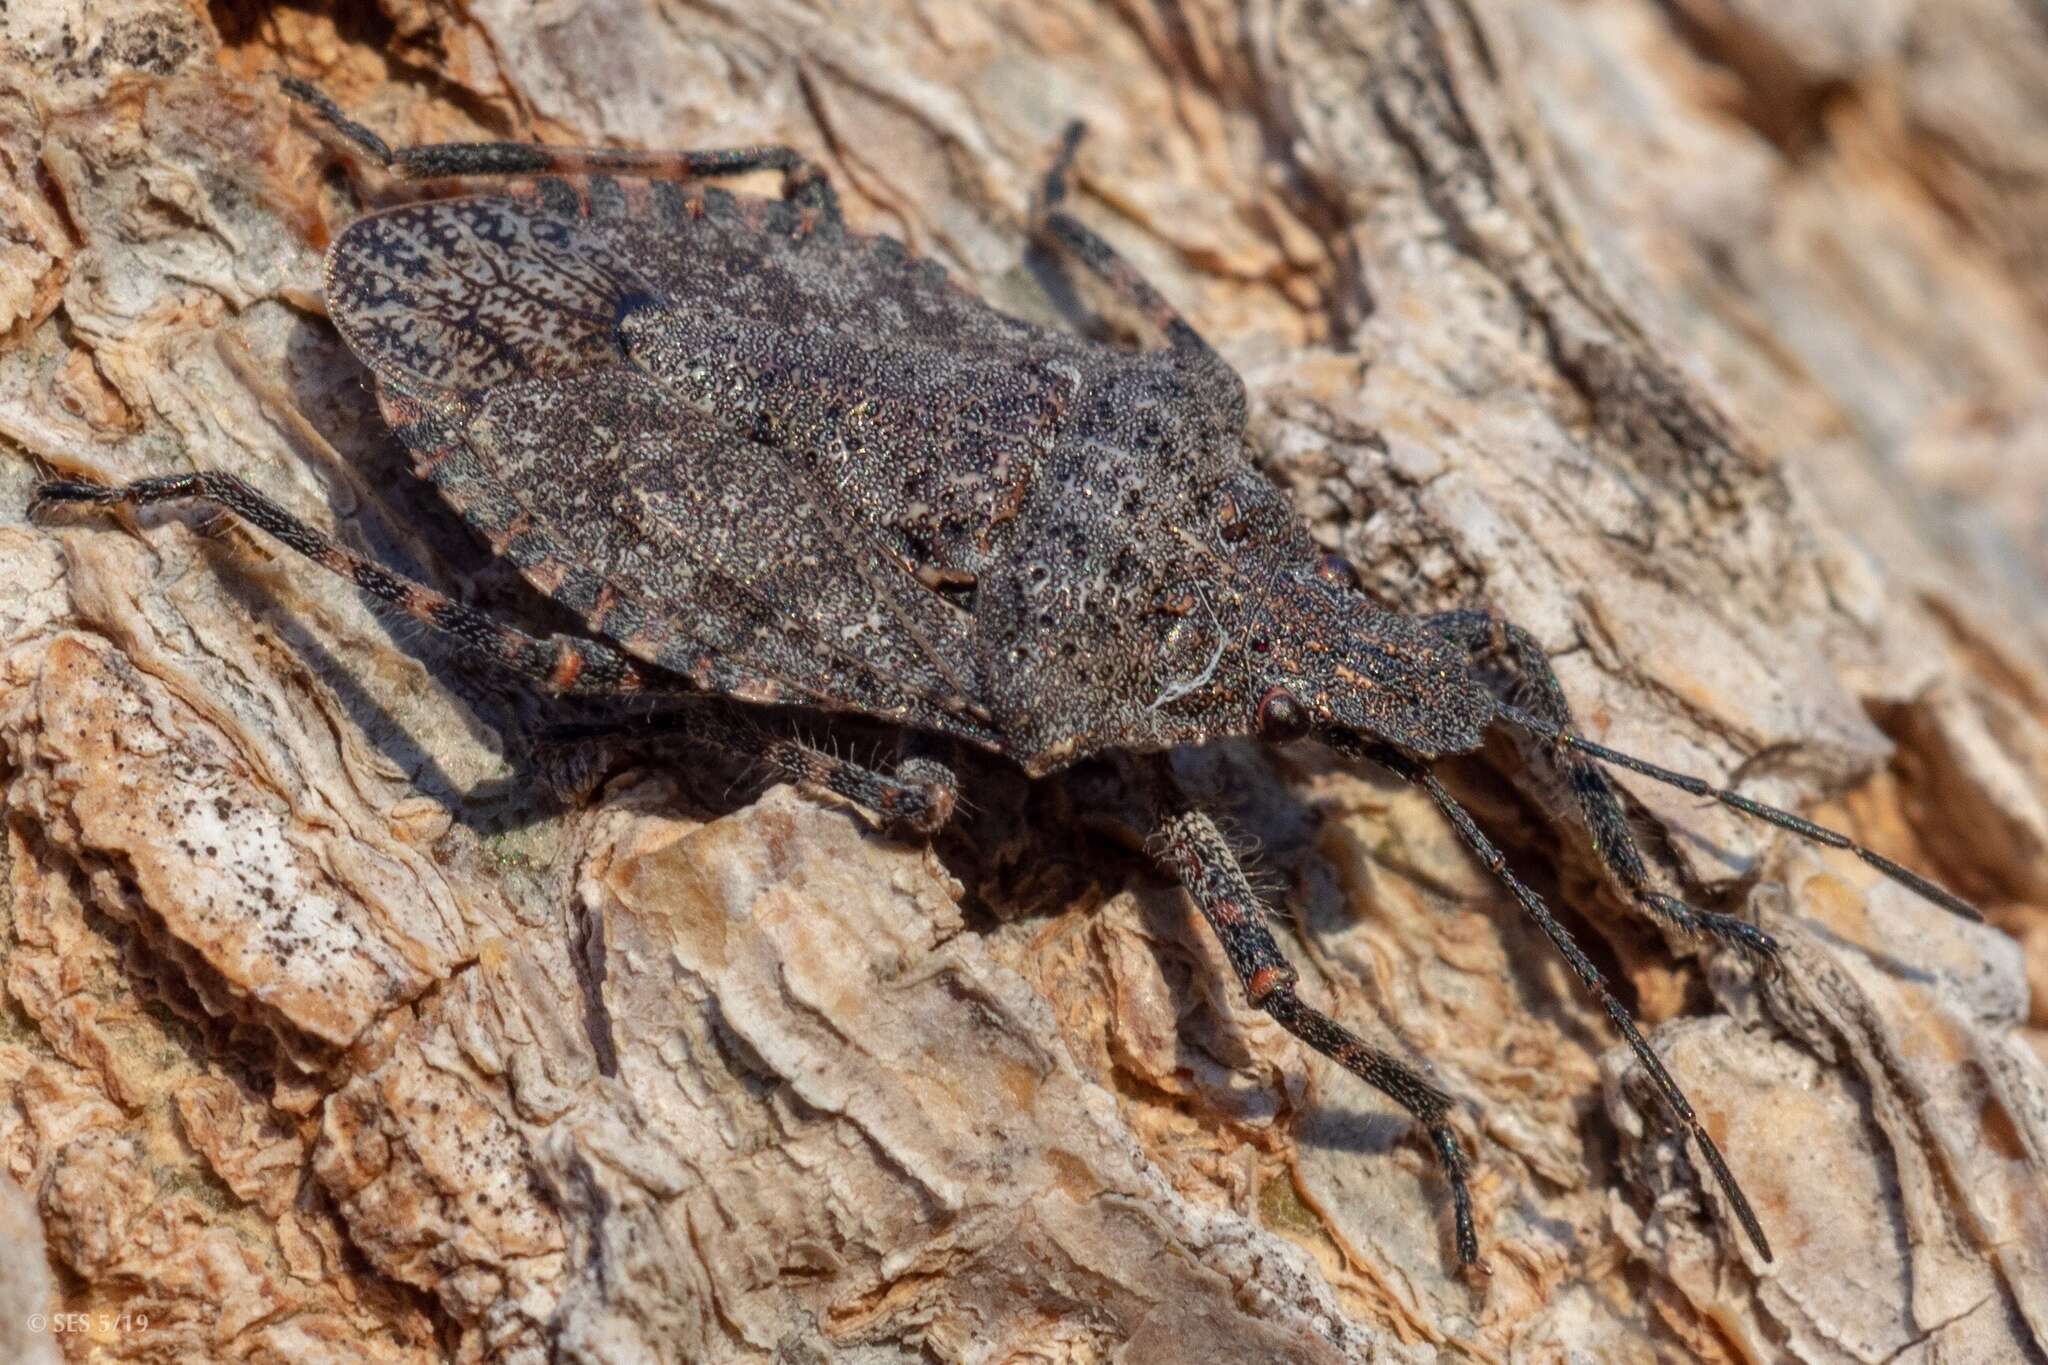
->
1149;810;1281;897
1495;703;1983;923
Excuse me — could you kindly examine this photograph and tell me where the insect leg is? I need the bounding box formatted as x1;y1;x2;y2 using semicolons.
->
40;470;958;830
1151;803;1481;1267
33;473;666;697
1424;610;1779;959
278;76;840;223
762;742;958;835
542;710;959;835
1030;124;1229;372
1362;742;1775;1263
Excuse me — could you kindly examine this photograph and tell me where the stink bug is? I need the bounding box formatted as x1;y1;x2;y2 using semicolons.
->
32;81;1987;1270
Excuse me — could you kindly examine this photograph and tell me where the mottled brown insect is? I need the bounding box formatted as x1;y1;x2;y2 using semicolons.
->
35;81;1985;1269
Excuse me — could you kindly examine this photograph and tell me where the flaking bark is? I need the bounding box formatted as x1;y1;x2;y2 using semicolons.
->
1;0;2044;1361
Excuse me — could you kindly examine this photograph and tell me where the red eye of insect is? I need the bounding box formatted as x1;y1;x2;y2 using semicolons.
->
1316;553;1360;590
1257;685;1312;741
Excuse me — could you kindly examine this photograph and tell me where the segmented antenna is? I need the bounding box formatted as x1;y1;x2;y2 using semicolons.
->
1497;703;1982;922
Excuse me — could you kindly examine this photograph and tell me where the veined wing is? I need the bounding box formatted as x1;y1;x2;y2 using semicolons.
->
456;365;990;733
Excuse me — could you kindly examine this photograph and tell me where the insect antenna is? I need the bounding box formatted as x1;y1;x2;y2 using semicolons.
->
1495;703;1982;922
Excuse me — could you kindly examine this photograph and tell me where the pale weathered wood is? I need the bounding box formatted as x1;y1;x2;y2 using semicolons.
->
1;0;2044;1360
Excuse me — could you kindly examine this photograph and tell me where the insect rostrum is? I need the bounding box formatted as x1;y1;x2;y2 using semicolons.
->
32;80;1987;1271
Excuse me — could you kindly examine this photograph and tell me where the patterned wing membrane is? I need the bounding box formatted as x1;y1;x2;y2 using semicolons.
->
332;192;1069;402
600;189;1057;353
615;297;1068;585
324;192;1033;734
452;365;989;734
328;197;640;393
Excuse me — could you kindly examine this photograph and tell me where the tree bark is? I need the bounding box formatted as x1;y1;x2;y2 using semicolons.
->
2;0;2045;1361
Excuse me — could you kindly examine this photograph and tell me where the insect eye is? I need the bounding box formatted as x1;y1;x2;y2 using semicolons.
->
1257;685;1312;742
1316;553;1360;591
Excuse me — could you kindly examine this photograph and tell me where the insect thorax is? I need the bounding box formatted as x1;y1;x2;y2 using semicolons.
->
957;360;1313;770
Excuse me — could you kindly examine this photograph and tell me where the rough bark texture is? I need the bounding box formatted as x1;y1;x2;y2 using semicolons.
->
2;1;2046;1361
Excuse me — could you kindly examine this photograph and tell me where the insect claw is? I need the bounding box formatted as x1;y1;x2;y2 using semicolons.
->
1641;892;1781;962
1723;921;1782;961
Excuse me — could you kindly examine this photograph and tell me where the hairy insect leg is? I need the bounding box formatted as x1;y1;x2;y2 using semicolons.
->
1425;611;1779;959
1358;740;1775;1263
765;742;958;835
549;708;959;835
33;473;665;697
1029;124;1230;375
1150;802;1481;1267
278;76;840;224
